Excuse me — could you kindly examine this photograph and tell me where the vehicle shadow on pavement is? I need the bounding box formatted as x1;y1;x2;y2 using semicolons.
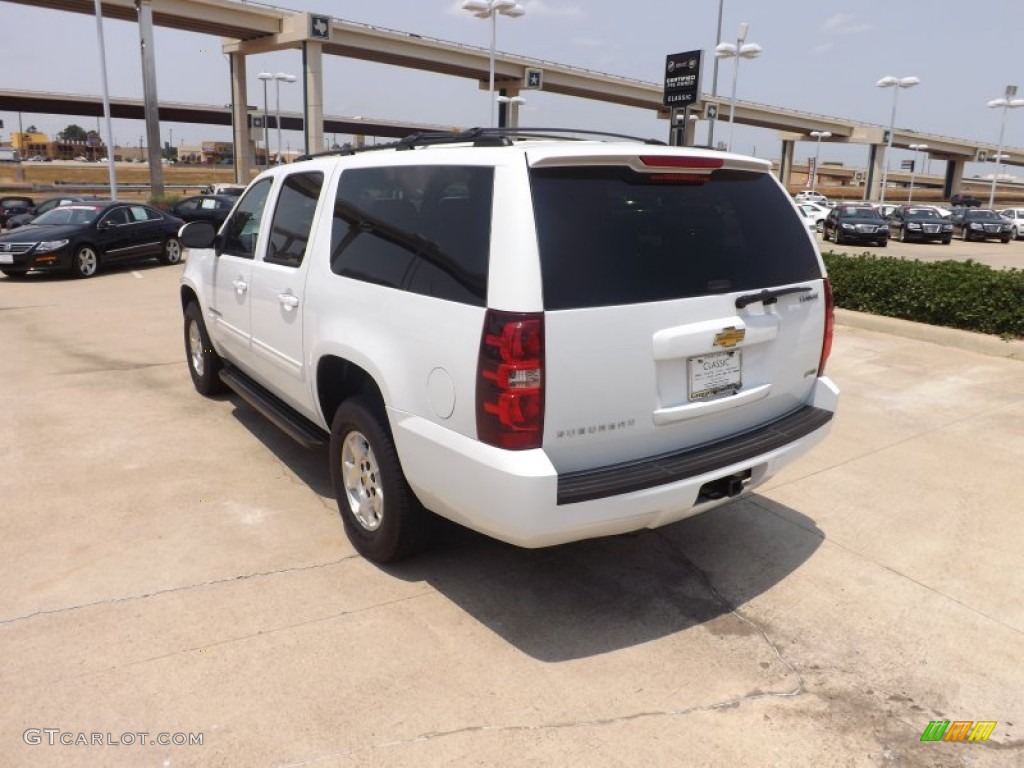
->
222;401;823;662
386;496;823;662
228;402;334;497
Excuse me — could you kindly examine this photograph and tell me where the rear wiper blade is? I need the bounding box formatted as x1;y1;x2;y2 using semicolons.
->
735;286;812;309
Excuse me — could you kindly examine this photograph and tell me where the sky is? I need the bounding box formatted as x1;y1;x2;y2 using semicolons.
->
2;0;1022;179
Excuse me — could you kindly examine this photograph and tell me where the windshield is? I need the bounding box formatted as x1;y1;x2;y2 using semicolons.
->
31;206;103;226
904;208;939;219
838;206;880;220
965;209;999;220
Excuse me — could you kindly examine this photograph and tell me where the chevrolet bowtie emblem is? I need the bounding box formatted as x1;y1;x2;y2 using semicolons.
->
713;327;745;348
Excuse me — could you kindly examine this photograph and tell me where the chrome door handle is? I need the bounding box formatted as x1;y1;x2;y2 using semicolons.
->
278;293;299;310
232;278;248;295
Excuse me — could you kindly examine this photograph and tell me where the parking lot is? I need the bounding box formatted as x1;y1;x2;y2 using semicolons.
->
1;262;1022;767
817;228;1024;271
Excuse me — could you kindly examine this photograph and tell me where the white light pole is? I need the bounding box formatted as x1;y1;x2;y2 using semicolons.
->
714;23;762;152
92;0;117;198
907;143;927;202
876;75;920;205
986;86;1024;208
257;71;273;166
461;0;525;128
809;130;831;192
271;72;295;164
495;94;525;128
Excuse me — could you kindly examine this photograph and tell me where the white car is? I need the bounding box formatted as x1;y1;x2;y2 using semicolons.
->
797;202;829;232
794;191;829;205
179;128;839;562
998;208;1024;239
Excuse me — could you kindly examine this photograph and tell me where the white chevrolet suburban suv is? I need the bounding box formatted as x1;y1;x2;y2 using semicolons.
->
179;128;839;563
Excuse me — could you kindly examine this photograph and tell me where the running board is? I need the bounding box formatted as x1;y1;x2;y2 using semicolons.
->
219;367;328;448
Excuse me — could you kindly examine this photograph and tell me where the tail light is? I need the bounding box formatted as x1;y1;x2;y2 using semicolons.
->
818;278;834;376
476;309;545;450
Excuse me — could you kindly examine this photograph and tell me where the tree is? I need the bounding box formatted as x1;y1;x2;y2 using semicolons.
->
58;124;88;142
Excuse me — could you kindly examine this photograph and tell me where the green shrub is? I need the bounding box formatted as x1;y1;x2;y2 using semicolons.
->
821;251;1024;338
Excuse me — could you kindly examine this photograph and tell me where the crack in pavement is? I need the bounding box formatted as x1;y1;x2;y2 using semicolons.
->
743;496;1024;637
53;360;181;375
0;555;362;628
762;396;1023;495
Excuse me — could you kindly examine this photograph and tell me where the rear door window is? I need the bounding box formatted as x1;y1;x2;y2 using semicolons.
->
329;165;493;306
530;167;822;310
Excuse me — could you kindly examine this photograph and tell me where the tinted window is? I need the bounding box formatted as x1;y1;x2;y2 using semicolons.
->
101;208;130;226
265;171;324;268
221;178;272;259
176;199;199;213
330;165;492;306
530;167;822;310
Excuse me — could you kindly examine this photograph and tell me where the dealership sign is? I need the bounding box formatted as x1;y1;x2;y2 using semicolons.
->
663;50;702;107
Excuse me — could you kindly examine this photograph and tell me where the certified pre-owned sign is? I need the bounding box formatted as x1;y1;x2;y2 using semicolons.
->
663;50;702;107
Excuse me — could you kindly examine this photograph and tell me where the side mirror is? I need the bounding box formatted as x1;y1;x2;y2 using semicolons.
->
179;220;217;250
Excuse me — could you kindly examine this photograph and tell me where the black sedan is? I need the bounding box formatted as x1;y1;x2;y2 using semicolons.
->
822;204;888;247
886;205;953;244
171;194;238;229
6;195;98;230
0;196;35;228
951;208;1013;243
0;201;185;278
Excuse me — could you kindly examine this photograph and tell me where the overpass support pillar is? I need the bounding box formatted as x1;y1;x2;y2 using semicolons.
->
944;158;965;199
303;41;324;156
229;53;252;183
778;139;795;187
864;143;883;201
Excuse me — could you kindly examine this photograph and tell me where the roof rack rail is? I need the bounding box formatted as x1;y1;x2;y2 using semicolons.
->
294;126;666;160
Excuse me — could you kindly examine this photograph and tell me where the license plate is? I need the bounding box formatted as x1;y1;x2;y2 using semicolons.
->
688;350;741;401
0;254;12;265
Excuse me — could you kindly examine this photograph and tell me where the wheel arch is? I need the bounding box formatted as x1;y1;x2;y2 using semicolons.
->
317;356;387;429
180;284;200;312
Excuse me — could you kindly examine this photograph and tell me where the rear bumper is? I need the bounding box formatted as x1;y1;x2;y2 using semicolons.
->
393;377;839;548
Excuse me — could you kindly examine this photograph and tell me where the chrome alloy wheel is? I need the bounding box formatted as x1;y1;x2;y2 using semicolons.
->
164;237;182;264
187;318;204;377
76;247;98;276
341;431;384;531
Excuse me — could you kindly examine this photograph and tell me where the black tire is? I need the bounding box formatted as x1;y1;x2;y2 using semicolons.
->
822;227;830;242
1001;236;1011;244
183;302;226;396
159;236;182;265
878;239;887;247
942;238;951;245
71;244;100;278
329;396;433;563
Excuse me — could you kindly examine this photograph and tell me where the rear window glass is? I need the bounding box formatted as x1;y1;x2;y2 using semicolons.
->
530;167;821;310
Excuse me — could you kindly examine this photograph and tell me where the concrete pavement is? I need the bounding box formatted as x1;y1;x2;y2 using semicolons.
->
1;263;1021;767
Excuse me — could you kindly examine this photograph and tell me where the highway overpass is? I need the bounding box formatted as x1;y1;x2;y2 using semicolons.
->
5;0;1022;196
